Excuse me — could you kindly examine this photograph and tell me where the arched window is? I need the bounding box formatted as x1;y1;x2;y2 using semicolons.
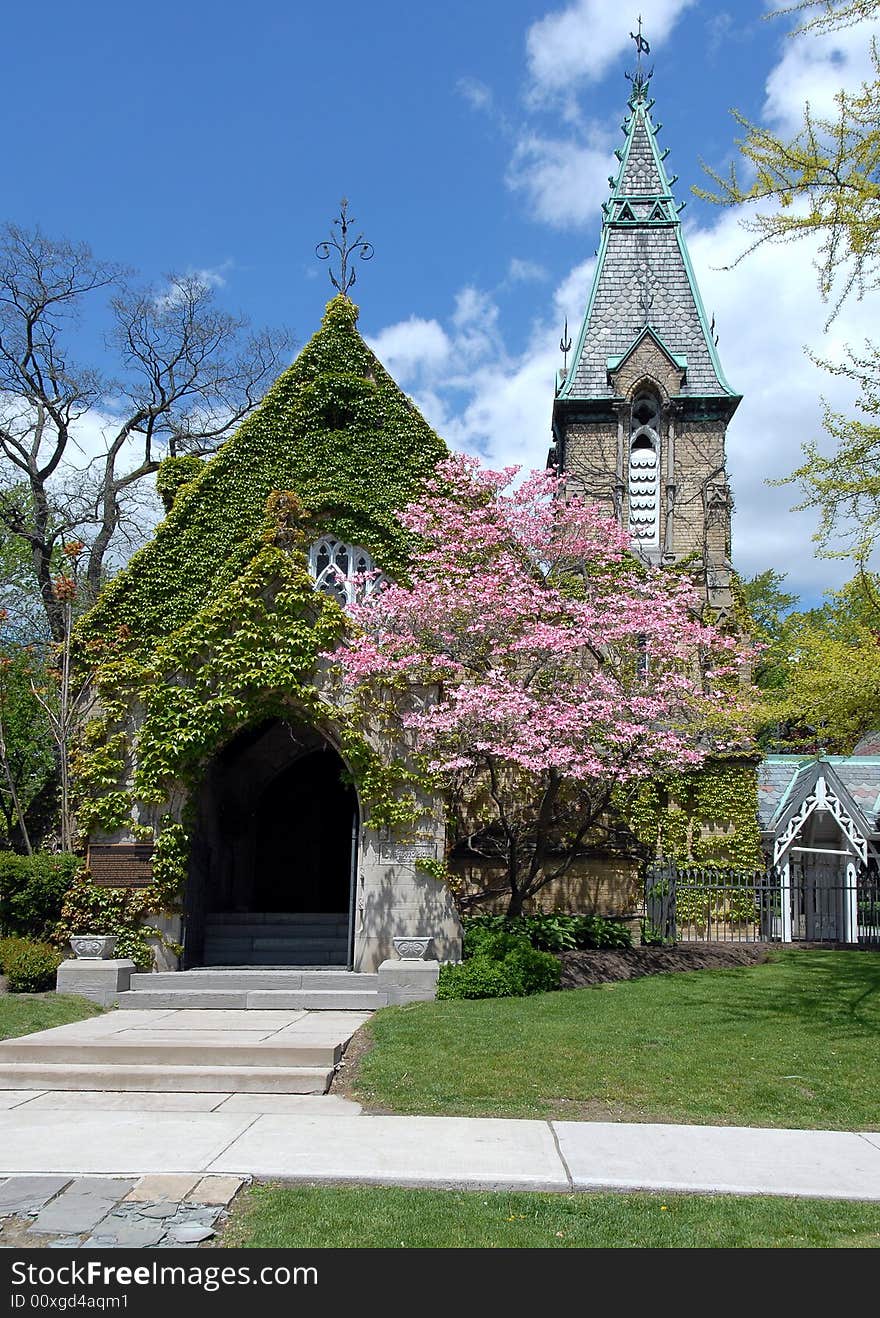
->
628;390;661;548
308;536;382;609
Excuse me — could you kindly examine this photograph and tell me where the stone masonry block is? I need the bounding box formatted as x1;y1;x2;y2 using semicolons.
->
377;959;440;1004
56;958;136;1006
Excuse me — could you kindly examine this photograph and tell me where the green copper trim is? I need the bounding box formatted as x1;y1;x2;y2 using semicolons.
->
557;92;740;402
557;221;611;401
606;326;687;375
675;225;737;396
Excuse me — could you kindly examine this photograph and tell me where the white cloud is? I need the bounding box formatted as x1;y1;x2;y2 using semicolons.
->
526;0;696;100
366;317;451;386
507;131;613;228
508;257;548;283
456;77;493;112
764;11;880;132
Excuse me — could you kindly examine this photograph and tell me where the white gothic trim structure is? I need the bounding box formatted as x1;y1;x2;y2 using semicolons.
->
308;536;383;609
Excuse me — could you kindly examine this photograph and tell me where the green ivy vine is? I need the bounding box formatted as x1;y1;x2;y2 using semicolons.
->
62;296;447;955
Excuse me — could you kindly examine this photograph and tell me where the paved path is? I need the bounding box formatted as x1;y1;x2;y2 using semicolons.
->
0;1093;879;1201
0;1173;247;1249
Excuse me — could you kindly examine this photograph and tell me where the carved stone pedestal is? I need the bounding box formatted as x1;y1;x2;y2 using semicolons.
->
55;958;136;1006
377;958;440;1005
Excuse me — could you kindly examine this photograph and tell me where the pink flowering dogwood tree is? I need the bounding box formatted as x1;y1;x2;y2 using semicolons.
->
335;455;751;918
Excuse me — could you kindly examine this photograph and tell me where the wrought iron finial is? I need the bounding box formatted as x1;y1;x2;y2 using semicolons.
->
625;15;654;102
559;317;572;376
315;198;374;298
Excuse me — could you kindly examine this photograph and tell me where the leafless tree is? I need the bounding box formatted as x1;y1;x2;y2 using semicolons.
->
0;223;292;640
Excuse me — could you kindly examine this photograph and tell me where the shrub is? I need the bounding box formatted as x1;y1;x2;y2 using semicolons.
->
441;926;561;999
0;937;63;993
0;935;29;971
437;957;523;1000
0;852;81;939
503;944;562;994
462;911;632;954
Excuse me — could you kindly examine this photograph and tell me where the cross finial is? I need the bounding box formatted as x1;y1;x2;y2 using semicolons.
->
315;199;374;298
625;16;654;102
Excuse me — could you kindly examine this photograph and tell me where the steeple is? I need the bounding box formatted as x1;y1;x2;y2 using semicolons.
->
551;36;741;617
557;86;738;403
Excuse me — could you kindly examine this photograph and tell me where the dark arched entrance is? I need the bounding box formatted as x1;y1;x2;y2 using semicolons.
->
183;719;357;967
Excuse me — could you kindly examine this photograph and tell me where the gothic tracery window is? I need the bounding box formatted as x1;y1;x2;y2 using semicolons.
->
628;389;661;549
308;537;382;609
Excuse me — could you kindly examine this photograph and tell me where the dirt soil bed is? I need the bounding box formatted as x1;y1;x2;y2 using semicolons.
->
559;943;770;987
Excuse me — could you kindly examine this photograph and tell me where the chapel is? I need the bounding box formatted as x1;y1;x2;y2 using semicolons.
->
68;52;755;985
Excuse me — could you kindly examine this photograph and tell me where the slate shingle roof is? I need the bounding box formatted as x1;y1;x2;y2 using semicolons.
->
758;756;880;837
559;96;738;403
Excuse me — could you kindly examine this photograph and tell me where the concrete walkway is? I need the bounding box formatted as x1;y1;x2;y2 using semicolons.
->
0;1093;879;1201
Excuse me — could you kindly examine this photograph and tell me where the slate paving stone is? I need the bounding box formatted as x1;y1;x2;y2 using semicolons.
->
168;1223;215;1243
47;1238;83;1249
91;1220;167;1248
139;1203;180;1219
29;1178;135;1235
0;1176;70;1216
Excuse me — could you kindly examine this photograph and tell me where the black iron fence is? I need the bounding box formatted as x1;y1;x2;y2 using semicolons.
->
645;860;880;946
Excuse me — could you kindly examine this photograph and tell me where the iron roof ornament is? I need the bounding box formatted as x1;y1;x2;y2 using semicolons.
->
625;15;653;103
559;317;572;376
315;198;374;298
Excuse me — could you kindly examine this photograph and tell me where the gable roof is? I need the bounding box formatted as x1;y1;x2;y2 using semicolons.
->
758;755;880;842
557;93;739;405
78;296;447;655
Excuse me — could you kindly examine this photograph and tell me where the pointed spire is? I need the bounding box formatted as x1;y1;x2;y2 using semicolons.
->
555;46;739;404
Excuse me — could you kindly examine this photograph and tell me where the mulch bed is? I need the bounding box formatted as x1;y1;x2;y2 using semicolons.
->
558;942;770;988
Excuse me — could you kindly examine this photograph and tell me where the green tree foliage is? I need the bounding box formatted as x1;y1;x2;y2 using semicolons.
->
742;566;880;751
0;645;54;850
697;1;880;318
700;2;880;564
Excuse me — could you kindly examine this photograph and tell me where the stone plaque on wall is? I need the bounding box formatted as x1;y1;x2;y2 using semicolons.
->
383;840;436;864
87;844;154;889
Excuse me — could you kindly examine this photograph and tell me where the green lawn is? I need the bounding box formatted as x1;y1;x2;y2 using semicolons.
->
351;949;880;1128
0;993;103;1041
223;1183;880;1249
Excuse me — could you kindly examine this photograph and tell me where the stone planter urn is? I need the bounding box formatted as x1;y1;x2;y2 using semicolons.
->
69;934;118;961
392;936;434;961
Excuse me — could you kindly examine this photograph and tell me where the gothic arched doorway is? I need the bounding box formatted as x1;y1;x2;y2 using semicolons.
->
183;719;357;967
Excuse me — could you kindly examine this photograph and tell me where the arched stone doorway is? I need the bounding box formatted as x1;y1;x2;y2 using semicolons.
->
183;719;357;967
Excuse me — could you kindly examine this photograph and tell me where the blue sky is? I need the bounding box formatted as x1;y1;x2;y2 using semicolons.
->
4;0;879;602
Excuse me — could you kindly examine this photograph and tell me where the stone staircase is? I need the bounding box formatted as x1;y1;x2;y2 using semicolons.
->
116;968;387;1011
0;1007;371;1094
201;912;349;966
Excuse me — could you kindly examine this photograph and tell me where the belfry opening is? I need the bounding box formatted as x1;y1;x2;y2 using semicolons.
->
182;719;357;967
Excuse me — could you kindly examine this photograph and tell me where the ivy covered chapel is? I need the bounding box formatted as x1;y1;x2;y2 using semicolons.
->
64;59;762;994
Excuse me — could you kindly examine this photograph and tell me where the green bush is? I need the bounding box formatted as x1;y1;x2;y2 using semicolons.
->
0;935;29;971
0;852;82;939
437;957;523;1000
463;911;632;954
503;944;562;994
441;926;561;1000
0;937;63;992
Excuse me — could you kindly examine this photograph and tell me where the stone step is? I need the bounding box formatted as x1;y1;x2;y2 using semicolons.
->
128;970;381;991
115;988;387;1010
0;1063;333;1094
0;1039;344;1067
203;931;347;943
202;937;348;954
206;917;347;927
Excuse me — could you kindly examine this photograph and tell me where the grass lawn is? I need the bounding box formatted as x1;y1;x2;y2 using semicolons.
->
223;1183;880;1249
0;993;103;1041
350;949;880;1128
